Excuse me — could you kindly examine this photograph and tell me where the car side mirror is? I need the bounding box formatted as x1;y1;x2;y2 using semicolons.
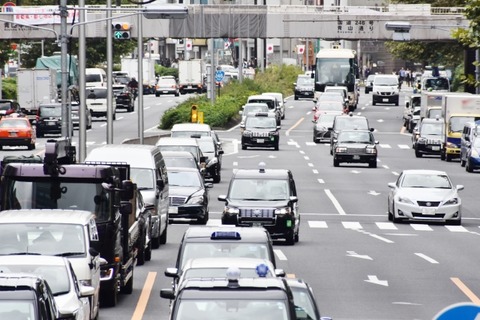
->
375;140;379;144
289;196;298;203
218;194;227;201
160;289;175;300
456;185;464;191
388;182;396;189
405;102;410;108
276;126;281;130
164;267;179;278
369;128;374;132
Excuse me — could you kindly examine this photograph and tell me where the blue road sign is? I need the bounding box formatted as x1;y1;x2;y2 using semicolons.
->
215;70;225;82
434;302;480;320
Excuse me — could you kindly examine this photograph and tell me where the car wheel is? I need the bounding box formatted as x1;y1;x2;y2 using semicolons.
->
213;169;221;183
87;121;92;130
294;95;298;100
369;160;377;168
387;200;393;221
159;224;168;245
466;160;474;172
333;158;340;167
274;143;279;151
415;148;422;158
281;113;285;120
113;113;116;121
372;100;376;106
155;93;160;97
136;232;146;266
313;136;317;143
285;230;295;245
145;241;152;261
151;235;160;249
242;144;246;150
27;141;35;150
392;204;403;223
395;99;399;106
446;154;452;162
175;92;180;97
440;151;446;161
120;271;133;294
100;280;118;307
197;211;209;225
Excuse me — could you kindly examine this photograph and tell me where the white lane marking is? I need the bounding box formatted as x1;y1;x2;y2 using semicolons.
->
305;142;316;146
155;103;163;106
287;140;300;148
445;225;468;232
299;150;305;154
144;106;151;110
369;234;394;243
346;251;372;260
415;253;439;264
308;163;314;167
410;224;433;231
342;221;362;229
317;179;324;184
233;162;238;167
304;156;310;160
380;144;391;148
392;171;400;176
351;170;361;174
308;221;328;228
101;123;107;127
117;116;124;120
377;119;384;123
312;169;319;174
324;189;346;215
365;275;389;286
382;165;389;169
376;222;398;230
274;249;288;261
368;191;380;196
86;141;96;145
398;144;410;149
206;219;222;226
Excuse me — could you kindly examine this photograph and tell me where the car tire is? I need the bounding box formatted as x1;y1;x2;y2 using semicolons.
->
372;100;376;106
155;93;160;97
100;280;118;307
333;158;340;167
387;201;393;221
275;143;279;151
151;236;160;249
440;151;446;161
87;121;92;130
197;211;209;225
392;205;403;223
159;224;168;245
27;141;35;150
136;233;146;266
145;241;152;261
446;154;452;162
313;136;317;143
415;148;422;158
213;169;221;183
242;144;246;150
281;113;285;120
112;113;116;121
447;218;462;226
175;92;180;97
120;272;133;294
395;99;399;106
294;95;298;100
369;160;377;168
466;160;474;172
285;230;295;245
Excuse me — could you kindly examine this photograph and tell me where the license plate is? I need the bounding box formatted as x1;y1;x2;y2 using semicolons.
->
353;155;360;160
382;98;389;102
422;208;436;215
47;121;55;125
9;132;17;137
188;85;192;88
169;206;178;214
256;139;264;143
163;91;168;93
431;146;440;151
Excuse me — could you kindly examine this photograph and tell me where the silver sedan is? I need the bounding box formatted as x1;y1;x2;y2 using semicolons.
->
387;170;464;225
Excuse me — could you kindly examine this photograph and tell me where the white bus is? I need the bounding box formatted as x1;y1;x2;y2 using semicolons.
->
313;47;359;111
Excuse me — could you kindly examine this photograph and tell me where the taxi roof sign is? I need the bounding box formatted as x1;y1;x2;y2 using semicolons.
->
210;231;241;240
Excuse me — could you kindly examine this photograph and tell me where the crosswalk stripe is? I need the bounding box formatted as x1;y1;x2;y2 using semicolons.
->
379;144;391;148
409;224;433;231
376;222;398;230
342;221;362;229
308;221;328;228
398;144;410;149
445;225;468;232
206;219;222;226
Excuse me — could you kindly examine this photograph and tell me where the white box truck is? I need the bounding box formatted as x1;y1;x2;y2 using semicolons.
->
17;68;58;121
441;93;480;161
178;59;204;94
121;58;156;94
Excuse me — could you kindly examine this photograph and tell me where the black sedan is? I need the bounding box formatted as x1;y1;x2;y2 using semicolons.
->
166;167;212;225
332;129;378;168
113;84;134;112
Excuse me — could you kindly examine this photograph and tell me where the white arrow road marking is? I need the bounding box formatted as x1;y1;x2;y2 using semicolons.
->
415;253;439;264
346;251;373;260
382;165;389;169
365;275;389;287
368;190;380;196
287;140;300;147
274;249;288;261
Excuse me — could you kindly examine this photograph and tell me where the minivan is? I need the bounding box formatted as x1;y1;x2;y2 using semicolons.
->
85;144;169;248
247;95;281;125
460;121;480;167
86;68;108;87
372;74;400;106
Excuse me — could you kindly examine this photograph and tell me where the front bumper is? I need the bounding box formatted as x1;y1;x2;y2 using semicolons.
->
168;204;206;221
416;143;443;155
222;212;296;240
242;136;279;148
335;154;376;164
394;201;461;222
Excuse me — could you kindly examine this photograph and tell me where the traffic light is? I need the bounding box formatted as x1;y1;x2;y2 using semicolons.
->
191;105;198;123
112;22;131;40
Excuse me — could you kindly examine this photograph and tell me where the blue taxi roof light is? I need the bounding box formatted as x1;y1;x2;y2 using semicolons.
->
256;263;269;277
210;231;242;240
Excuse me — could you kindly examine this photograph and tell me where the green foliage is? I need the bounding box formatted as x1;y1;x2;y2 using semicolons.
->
1;78;17;100
159;65;303;130
384;41;463;67
155;65;178;78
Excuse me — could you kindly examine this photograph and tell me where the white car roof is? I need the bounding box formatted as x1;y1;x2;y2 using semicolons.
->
0;255;69;267
401;169;448;175
171;123;212;132
0;209;94;225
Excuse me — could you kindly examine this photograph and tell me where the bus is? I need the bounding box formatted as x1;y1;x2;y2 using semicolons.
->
313;47;359;111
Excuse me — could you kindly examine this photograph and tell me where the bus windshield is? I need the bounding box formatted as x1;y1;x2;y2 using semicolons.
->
315;58;355;86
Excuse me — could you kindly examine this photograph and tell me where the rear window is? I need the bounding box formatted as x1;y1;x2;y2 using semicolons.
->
86;74;102;82
86;89;108;99
39;106;61;117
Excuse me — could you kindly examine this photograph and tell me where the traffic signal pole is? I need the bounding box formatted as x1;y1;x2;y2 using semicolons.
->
107;0;114;144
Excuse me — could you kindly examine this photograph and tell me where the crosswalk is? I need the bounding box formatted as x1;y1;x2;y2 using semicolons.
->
203;219;473;233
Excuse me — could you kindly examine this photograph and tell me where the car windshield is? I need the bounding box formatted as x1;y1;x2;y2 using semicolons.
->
130;168;155;189
428;109;442;119
40;107;61;117
180;243;270;269
248;99;275;110
0;119;28;128
158;146;199;161
86;74;102;82
86;89;108;99
171;131;210;138
425;78;449;90
336;118;368;130
244;105;269;114
338;131;373;143
228;179;289;201
164;157;197;169
245;117;277;129
167;171;201;187
0;223;86;256
0;264;70;295
411;97;421;107
158;79;176;86
421;123;443;135
0;301;35;320
297;77;314;86
175;300;289;320
374;77;398;86
401;174;452;189
290;287;317;320
0;102;13;111
450;116;480;133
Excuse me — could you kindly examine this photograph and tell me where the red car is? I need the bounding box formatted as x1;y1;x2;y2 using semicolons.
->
0;114;36;150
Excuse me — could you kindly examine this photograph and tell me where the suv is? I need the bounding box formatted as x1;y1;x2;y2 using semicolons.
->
262;92;286;120
86;87;117;120
0;274;66;320
413;117;444;158
241;113;280;151
172;226;277;271
35;103;63;137
332;129;378;168
294;75;314;100
218;162;300;245
112;84;134;112
372;74;399;106
329;113;373;154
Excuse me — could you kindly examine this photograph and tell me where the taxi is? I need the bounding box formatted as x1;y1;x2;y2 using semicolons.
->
0;114;36;150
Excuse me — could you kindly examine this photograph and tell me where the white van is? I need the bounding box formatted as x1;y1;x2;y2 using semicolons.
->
86;68;108;87
85;144;169;248
372;74;399;106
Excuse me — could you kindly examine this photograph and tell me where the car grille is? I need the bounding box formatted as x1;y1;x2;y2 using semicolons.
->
169;196;186;206
240;208;275;219
412;213;445;219
417;201;441;207
378;92;396;96
252;132;271;138
426;139;442;145
346;147;366;154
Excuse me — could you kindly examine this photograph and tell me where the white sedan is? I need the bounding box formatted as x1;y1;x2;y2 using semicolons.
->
0;255;95;320
387;170;464;225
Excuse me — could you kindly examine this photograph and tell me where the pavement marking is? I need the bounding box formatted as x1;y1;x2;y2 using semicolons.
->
445;225;468;232
100;123;107;127
382;165;389;169
317;179;324;184
410;224;433;231
308;221;328;228
451;277;480;304
379;144;391;148
392;171;400;176
304;156;310;160
376;222;397;230
144;106;151;110
308;163;314;167
233;161;238;166
369;233;395;244
324;189;346;215
342;221;362;229
415;253;439;264
131;272;157;320
206;219;222;226
305;142;316;146
312;169;319;174
274;249;288;261
286;117;304;136
398;144;410;149
287;139;300;148
299;150;305;154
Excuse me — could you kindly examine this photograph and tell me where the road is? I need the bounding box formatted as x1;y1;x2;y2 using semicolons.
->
2;88;480;320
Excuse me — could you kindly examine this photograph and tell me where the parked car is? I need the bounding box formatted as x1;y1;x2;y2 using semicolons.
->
113;84;134;112
0;114;36;150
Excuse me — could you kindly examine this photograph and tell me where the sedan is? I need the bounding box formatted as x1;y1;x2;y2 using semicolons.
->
0;115;36;150
0;255;94;320
285;278;332;320
387;170;464;225
465;135;480;172
113;84;134;112
313;112;342;143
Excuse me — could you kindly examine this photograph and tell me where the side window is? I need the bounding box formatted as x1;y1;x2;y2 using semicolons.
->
289;176;297;196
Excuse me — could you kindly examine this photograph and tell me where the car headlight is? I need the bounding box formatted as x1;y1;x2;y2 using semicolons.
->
243;131;253;137
275;207;292;215
224;206;239;214
417;137;426;144
397;196;415;205
206;157;218;168
187;195;204;205
443;198;459;205
79;279;92;287
335;147;347;153
446;142;458;148
365;147;377;154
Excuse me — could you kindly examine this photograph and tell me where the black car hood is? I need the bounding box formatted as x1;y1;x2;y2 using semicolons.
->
170;186;203;197
226;199;290;208
338;142;373;148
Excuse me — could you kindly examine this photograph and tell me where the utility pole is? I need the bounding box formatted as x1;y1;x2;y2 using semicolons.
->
107;0;114;144
60;0;70;138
